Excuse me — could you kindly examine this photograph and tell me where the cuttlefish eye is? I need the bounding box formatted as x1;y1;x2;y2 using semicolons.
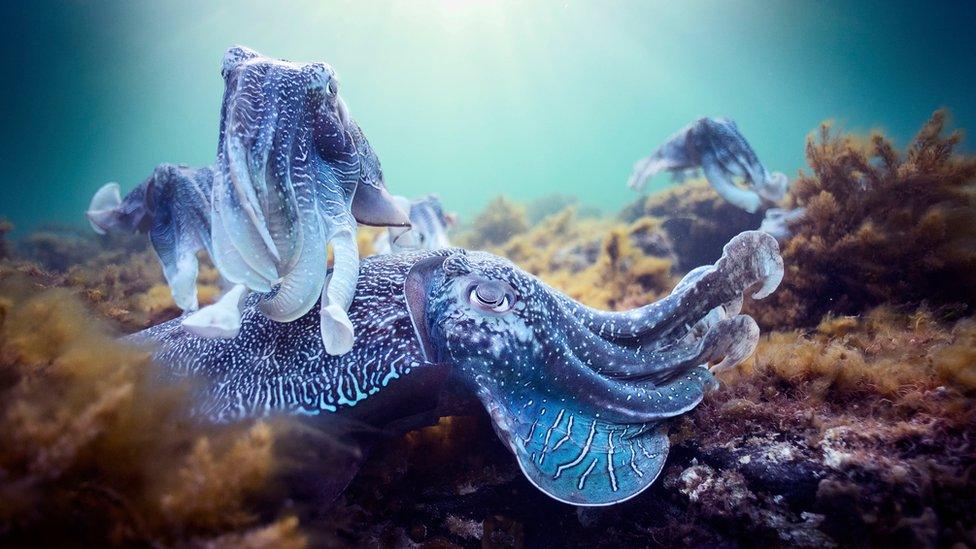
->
467;280;516;314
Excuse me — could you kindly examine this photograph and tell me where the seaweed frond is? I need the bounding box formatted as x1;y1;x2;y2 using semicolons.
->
751;111;976;328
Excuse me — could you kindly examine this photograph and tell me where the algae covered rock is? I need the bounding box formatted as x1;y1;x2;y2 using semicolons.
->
622;179;766;271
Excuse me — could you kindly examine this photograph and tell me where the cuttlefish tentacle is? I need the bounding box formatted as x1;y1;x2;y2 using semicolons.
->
320;206;359;356
561;231;782;343
85;164;216;311
257;128;327;322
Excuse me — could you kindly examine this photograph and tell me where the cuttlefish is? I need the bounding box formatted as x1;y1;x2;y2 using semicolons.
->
212;46;409;356
373;194;457;255
137;230;783;506
85;164;270;339
628;117;788;213
86;164;215;312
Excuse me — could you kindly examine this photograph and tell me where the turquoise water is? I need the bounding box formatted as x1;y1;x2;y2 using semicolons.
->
1;0;973;232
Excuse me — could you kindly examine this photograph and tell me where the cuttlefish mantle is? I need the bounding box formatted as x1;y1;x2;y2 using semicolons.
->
211;45;409;356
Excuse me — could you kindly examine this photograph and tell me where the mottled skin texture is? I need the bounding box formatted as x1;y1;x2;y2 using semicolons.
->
212;46;408;355
628;117;789;213
139;231;783;506
373;194;455;254
85;164;214;311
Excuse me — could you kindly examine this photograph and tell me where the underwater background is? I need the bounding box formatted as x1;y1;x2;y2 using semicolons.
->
1;0;974;232
2;2;976;548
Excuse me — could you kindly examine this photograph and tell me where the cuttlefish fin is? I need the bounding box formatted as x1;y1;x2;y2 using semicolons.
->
181;284;248;339
476;388;670;507
86;182;123;235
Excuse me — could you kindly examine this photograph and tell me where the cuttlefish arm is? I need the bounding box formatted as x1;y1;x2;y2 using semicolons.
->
182;284;248;339
213;46;409;354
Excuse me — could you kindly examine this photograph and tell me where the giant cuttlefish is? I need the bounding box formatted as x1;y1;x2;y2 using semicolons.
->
86;164;215;312
138;230;783;506
211;46;409;356
628;117;789;213
85;163;271;339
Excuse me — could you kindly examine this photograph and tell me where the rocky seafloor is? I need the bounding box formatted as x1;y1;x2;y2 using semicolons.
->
0;112;974;548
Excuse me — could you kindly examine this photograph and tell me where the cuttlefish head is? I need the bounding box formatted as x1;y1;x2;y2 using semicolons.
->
403;231;783;506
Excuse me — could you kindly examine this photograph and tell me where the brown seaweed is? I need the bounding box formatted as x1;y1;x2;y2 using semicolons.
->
456;195;529;250
0;276;304;547
750;111;976;328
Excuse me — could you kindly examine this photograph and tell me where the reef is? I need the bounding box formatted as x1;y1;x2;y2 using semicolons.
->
1;111;974;547
749;110;976;328
0;234;221;333
621;179;766;270
493;208;676;309
524;193;601;224
0;274;304;547
456;195;529;250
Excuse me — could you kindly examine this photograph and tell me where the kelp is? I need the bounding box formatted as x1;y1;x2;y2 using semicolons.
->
750;111;976;328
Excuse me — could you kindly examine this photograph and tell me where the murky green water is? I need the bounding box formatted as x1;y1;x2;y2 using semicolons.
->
1;0;973;232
